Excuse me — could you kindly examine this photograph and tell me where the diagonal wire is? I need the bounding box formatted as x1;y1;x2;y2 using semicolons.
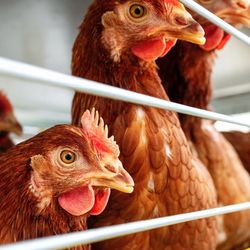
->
0;2;249;250
180;0;250;46
0;57;250;128
1;202;250;250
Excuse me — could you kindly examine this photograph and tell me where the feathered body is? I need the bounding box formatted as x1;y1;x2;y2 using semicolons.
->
222;131;250;174
157;3;250;247
0;135;15;153
72;1;218;249
0;126;89;249
0;91;22;152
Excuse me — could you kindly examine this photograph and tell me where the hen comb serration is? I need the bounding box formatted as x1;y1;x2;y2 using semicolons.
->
0;91;13;112
166;0;179;5
81;108;120;158
165;0;181;7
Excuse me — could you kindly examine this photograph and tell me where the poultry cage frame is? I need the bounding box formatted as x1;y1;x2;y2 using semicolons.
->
0;0;250;249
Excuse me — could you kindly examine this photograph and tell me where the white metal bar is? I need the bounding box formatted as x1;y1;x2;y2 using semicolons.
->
1;202;250;250
215;112;250;133
0;57;250;128
180;0;250;46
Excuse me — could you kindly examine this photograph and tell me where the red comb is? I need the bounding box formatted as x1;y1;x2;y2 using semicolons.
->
0;91;13;113
165;0;180;6
81;108;120;158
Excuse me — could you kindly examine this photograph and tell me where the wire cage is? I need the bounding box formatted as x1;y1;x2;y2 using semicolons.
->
0;0;250;249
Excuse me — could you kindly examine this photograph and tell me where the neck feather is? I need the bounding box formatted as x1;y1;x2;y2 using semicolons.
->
72;12;169;104
157;41;217;135
158;41;216;109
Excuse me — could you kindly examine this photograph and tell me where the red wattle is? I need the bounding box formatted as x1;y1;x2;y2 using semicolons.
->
58;185;95;216
58;185;111;217
217;34;231;50
90;188;111;215
200;24;231;51
160;40;177;58
131;37;175;61
200;25;224;51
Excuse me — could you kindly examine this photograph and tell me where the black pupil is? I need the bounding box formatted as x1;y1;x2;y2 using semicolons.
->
65;154;72;161
134;7;142;15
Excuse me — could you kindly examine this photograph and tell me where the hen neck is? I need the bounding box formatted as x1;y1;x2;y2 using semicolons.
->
72;33;169;102
159;41;216;109
157;41;216;134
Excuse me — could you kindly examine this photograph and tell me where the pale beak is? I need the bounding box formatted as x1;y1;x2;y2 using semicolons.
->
218;11;250;27
90;165;134;194
0;113;22;136
231;0;250;10
168;19;206;45
162;4;206;45
178;21;206;45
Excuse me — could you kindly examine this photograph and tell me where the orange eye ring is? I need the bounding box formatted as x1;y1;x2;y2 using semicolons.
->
60;150;76;164
129;4;146;19
198;0;214;4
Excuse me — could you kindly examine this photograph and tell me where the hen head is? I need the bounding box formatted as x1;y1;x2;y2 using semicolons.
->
0;91;22;140
194;0;250;51
98;0;205;62
29;109;134;217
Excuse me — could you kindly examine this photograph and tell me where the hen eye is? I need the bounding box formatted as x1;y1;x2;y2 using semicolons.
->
129;4;146;18
60;150;76;164
199;0;213;4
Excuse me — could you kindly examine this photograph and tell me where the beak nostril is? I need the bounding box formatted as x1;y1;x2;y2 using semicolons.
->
187;22;204;35
104;165;117;174
175;16;189;26
236;0;248;9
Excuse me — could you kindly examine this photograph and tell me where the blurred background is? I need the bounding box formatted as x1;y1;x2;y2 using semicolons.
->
0;0;249;139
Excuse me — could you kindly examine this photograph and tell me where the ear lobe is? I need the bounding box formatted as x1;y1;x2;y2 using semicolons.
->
101;11;123;62
30;155;48;174
101;11;117;27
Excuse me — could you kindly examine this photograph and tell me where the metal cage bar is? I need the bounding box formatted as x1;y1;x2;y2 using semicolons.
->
0;0;250;249
180;0;250;46
1;202;250;250
0;57;250;128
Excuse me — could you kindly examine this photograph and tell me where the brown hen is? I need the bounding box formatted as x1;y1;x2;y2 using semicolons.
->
222;131;250;174
0;91;22;152
71;0;218;249
0;109;134;250
157;0;250;249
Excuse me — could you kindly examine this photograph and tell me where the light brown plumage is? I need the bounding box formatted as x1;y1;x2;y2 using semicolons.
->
222;131;250;174
0;91;22;152
71;1;218;249
157;1;250;248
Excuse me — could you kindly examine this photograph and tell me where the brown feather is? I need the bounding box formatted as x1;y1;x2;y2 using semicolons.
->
0;92;22;152
157;40;250;249
222;131;250;174
71;2;218;249
0;135;15;153
0;125;102;250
